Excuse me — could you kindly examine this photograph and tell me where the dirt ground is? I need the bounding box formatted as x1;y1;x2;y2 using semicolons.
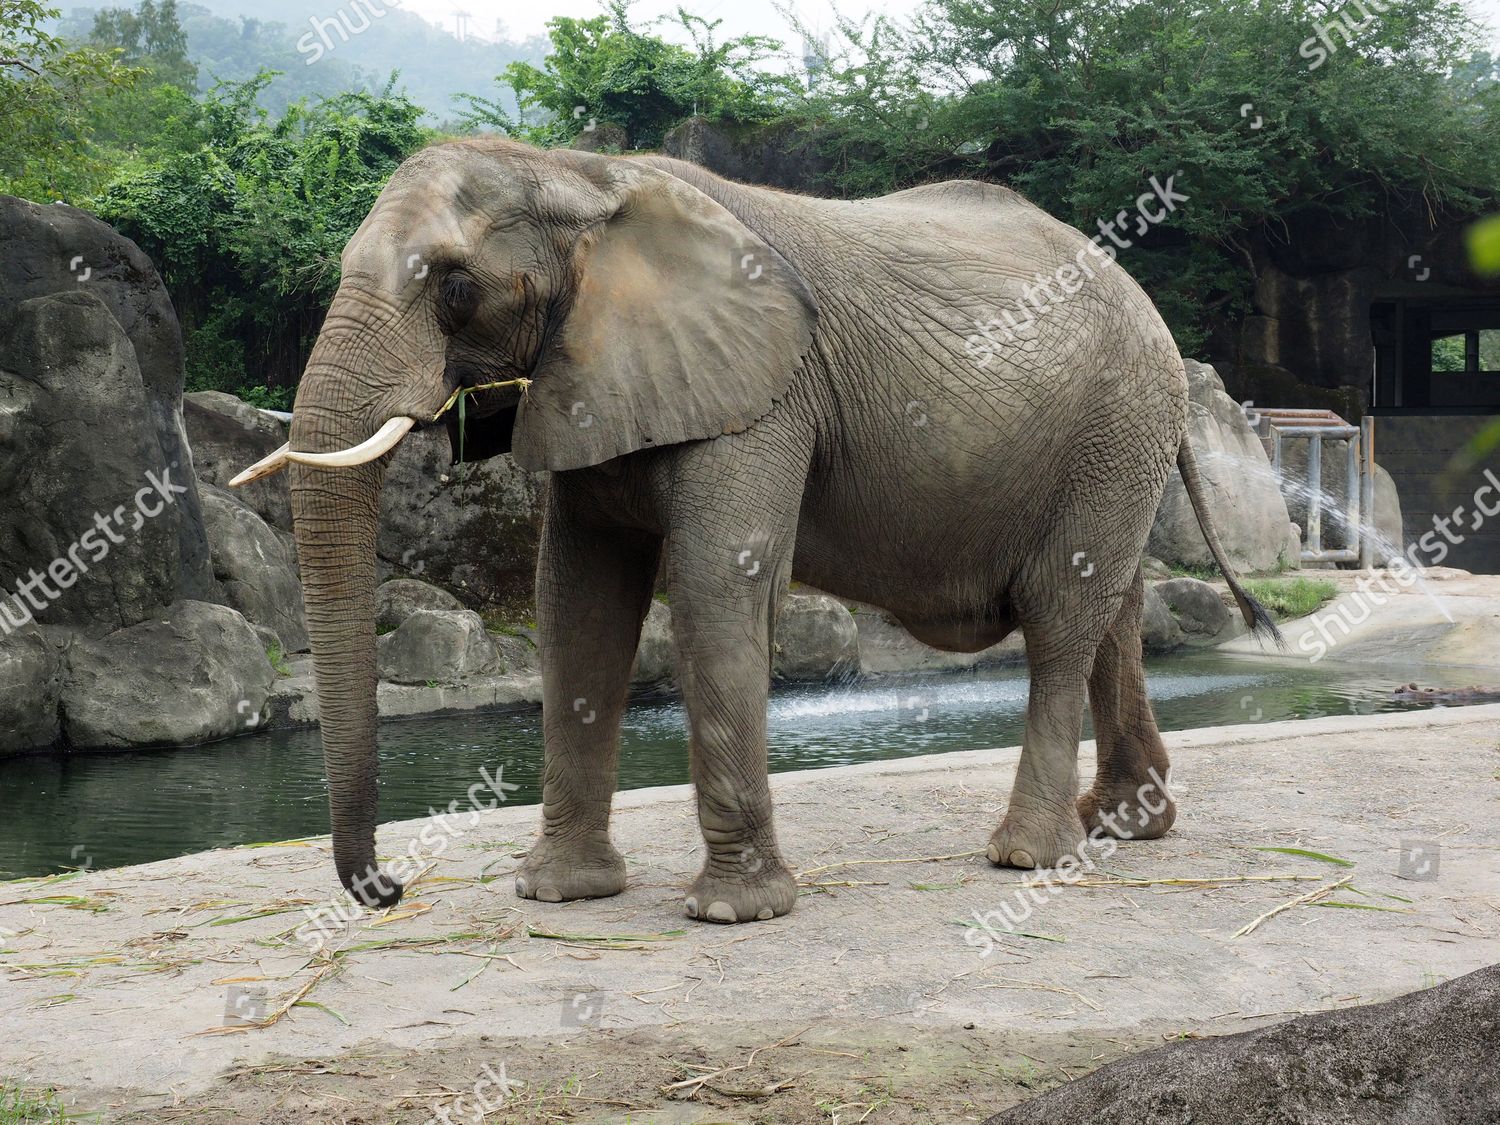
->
3;705;1497;1123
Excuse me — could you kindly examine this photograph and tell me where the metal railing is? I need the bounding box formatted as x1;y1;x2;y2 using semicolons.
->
1251;408;1376;568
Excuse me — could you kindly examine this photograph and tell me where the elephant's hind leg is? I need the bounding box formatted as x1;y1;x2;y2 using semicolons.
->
515;489;661;904
1078;568;1177;840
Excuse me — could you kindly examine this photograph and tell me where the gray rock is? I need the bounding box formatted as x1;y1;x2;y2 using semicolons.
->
773;594;860;682
633;600;674;685
183;391;292;533
0;625;64;754
855;608;1024;675
1149;360;1292;573
375;578;462;635
0;291;207;635
377;609;502;685
250;624;284;658
1373;462;1406;563
1154;577;1232;637
200;485;308;652
1141;583;1185;653
378;429;541;610
568;121;629;152
0;195;214;603
1140;556;1173;581
663;116;831;194
984;964;1500;1125
59;601;276;750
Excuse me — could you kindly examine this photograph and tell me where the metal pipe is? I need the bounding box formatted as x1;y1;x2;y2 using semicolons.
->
1306;433;1323;556
1359;416;1377;568
1344;432;1360;557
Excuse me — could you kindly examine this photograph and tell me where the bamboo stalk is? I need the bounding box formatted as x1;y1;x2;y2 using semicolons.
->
1232;874;1354;938
430;378;531;423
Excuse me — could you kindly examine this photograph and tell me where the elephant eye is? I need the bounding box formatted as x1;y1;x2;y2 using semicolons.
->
439;271;480;333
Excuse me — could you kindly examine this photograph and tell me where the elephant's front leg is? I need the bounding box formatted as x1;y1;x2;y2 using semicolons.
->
668;522;799;924
515;494;661;904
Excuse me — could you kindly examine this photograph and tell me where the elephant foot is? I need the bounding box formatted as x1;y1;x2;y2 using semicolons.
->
514;837;626;903
684;862;797;924
1078;784;1177;840
987;807;1088;870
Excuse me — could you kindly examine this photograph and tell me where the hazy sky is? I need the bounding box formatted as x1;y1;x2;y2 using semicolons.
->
397;0;1500;50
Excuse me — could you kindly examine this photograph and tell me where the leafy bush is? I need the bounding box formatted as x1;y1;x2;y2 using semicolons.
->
455;1;799;148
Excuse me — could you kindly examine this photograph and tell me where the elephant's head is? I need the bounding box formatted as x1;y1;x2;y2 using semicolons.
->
230;139;817;906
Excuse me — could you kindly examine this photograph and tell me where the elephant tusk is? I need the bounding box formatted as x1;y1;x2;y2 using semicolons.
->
228;443;290;488
285;416;417;469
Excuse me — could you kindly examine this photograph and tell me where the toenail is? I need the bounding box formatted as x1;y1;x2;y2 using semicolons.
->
1011;849;1035;867
705;901;737;923
537;886;562;903
685;896;699;918
986;844;1001;864
756;907;773;920
514;877;528;897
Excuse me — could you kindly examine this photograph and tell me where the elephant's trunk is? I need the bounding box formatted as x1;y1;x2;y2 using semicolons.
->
290;324;412;909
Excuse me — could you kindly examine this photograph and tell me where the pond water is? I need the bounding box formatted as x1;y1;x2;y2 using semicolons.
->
0;652;1459;879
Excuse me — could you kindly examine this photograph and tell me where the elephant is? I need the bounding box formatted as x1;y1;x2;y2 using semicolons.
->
231;137;1277;924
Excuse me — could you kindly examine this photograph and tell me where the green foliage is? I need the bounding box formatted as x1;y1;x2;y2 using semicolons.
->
1240;577;1339;620
0;0;143;200
456;1;798;147
0;1082;68;1123
791;0;1500;354
1471;214;1500;275
95;71;428;394
90;0;197;89
265;641;291;676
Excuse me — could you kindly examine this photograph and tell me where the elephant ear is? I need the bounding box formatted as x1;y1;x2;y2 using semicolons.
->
510;162;818;472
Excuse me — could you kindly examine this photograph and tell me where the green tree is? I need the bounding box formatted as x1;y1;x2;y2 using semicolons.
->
90;0;196;89
456;1;796;147
794;0;1500;354
0;0;141;200
95;72;429;394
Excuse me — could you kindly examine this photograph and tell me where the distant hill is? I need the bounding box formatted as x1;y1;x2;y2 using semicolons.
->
58;1;549;122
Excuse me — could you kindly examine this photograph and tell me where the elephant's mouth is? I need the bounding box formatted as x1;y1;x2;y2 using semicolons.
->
439;363;527;464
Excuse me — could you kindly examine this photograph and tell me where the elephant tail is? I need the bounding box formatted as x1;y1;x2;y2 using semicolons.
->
1176;437;1285;649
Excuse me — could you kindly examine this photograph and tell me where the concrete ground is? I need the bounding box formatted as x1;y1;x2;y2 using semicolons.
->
1223;568;1500;671
2;704;1496;1123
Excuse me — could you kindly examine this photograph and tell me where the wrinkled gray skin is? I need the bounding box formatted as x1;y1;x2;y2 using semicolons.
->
290;138;1272;922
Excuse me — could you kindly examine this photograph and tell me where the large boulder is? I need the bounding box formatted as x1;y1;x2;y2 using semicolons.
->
773;594;860;682
984;964;1500;1125
632;600;675;686
0;290;209;634
1149;360;1293;573
377;609;502;685
58;601;276;750
855;608;1024;675
0;625;65;754
0;196;214;607
183;391;292;533
663;116;831;194
1373;463;1405;563
1153;576;1233;640
1141;583;1185;653
378;429;542;611
375;578;462;634
199;485;308;652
